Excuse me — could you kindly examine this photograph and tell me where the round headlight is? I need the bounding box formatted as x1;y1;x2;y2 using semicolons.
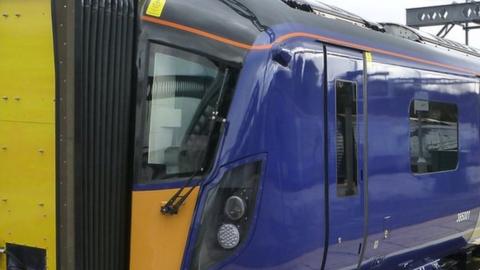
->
224;195;246;221
217;224;240;249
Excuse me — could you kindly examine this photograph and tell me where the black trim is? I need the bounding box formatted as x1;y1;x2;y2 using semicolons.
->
52;0;77;269
74;1;136;269
321;44;329;270
51;0;60;268
6;244;46;270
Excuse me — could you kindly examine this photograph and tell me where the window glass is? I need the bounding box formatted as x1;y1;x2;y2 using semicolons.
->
140;44;236;181
409;100;458;173
336;80;358;197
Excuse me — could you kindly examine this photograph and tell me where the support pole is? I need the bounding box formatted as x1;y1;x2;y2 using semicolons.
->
466;22;470;45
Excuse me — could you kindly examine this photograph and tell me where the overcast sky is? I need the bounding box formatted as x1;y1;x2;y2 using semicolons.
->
322;0;480;47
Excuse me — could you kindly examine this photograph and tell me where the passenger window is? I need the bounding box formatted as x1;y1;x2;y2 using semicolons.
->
336;80;358;197
409;100;458;174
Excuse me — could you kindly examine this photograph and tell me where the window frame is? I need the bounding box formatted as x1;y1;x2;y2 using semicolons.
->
133;41;239;184
408;98;460;175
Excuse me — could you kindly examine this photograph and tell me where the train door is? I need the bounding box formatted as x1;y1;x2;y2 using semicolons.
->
324;46;366;269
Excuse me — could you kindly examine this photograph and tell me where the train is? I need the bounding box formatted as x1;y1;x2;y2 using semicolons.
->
2;0;480;269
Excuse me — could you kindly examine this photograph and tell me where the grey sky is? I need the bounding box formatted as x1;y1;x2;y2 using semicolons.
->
322;0;480;47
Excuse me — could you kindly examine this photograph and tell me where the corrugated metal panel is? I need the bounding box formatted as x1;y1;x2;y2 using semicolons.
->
75;0;135;269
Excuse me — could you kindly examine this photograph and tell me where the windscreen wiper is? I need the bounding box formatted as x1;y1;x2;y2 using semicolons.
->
161;167;205;215
161;68;231;216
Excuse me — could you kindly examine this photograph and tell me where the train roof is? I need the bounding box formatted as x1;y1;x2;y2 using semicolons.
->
141;0;480;77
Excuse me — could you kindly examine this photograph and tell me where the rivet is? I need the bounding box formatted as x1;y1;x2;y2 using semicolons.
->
38;203;45;207
2;96;8;101
1;146;7;151
2;13;8;18
15;14;20;18
38;149;45;154
14;96;20;101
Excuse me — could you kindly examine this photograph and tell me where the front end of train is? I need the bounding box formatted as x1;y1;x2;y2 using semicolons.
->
130;1;274;269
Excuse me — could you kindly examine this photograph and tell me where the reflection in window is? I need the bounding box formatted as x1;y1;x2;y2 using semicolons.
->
409;100;458;173
336;80;358;197
141;44;237;181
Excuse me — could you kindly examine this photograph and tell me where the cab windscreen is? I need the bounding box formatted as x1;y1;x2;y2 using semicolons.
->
137;43;238;183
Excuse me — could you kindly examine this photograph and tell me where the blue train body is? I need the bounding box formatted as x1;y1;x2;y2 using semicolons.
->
134;0;480;269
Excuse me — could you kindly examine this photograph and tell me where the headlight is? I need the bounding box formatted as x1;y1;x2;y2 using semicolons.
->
189;161;263;270
217;224;241;249
224;196;246;221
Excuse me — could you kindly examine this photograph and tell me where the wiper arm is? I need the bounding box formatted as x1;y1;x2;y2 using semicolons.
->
161;168;204;215
161;68;232;216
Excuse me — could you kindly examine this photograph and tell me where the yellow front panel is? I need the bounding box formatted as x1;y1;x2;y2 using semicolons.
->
0;0;56;269
130;188;199;270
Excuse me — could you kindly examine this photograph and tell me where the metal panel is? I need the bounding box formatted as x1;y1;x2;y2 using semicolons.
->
53;0;76;267
407;2;480;27
130;188;199;270
0;1;56;270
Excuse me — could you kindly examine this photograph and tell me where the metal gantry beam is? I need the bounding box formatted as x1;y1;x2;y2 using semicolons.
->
407;1;480;45
407;2;480;27
436;23;456;38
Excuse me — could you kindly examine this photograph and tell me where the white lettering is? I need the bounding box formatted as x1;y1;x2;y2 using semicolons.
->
456;211;471;223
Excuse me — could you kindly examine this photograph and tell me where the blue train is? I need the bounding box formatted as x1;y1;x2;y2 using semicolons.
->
130;0;480;269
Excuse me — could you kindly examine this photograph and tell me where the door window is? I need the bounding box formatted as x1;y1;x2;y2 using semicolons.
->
336;80;358;196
